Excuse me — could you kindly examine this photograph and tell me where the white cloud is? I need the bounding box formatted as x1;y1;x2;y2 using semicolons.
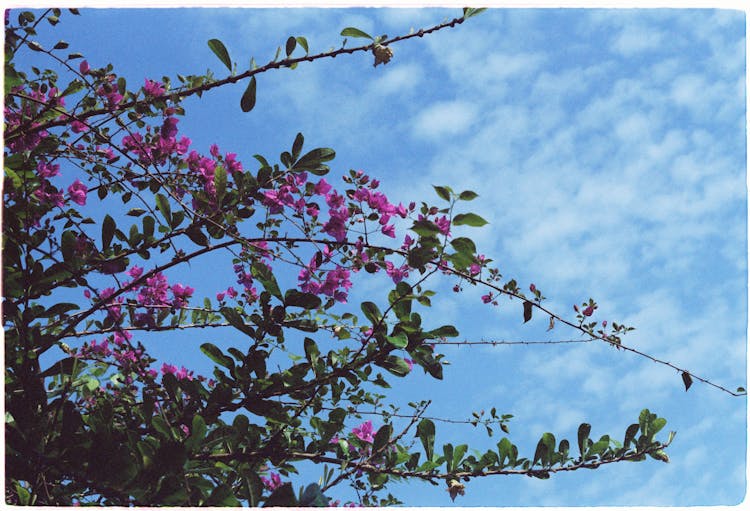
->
369;62;422;96
412;100;478;139
611;24;665;56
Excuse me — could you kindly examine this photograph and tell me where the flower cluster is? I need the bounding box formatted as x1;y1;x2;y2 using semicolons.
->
298;246;352;303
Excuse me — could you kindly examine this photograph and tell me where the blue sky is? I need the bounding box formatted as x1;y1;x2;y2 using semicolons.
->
11;4;747;507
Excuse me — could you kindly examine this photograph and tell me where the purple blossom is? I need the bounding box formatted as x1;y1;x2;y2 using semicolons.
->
352;421;374;443
144;79;165;97
261;472;282;491
67;180;88;205
71;120;88;133
36;160;60;178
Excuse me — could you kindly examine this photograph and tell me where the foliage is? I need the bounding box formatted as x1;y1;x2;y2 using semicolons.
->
3;8;680;506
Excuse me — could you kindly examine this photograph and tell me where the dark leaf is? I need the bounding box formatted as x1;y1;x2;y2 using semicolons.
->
285;36;296;57
577;423;591;457
102;214;115;250
523;301;533;323
200;342;235;371
263;482;298;507
284;289;321;309
241;76;257;112
681;371;693;391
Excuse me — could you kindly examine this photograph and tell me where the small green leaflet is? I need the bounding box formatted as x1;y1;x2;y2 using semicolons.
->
340;27;373;40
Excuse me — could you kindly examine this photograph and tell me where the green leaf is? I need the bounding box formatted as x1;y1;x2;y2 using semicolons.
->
291;132;304;160
185;415;207;452
453;212;488;227
185;225;209;247
251;261;282;300
151;416;173;438
577;423;591;457
39;357;78;378
433;185;452;201
206;484;241;506
623;423;639;448
463;7;487;19
379;355;411;377
426;325;459;338
417;419;435;460
102;214;115;250
650;417;667;436
386;332;408;348
200;342;235;371
443;443;454;471
453;444;468;470
458;190;479;201
155;193;172;225
340;27;373;40
220;307;256;337
303;337;320;366
295;37;309;55
411;219;441;237
450;237;476;256
241;76;257;112
361;301;382;325
207;38;232;71
214;164;227;203
292;148;335;175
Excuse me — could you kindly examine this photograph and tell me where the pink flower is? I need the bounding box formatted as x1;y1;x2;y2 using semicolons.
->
481;293;493;304
435;215;451;236
381;223;396;238
352;420;374;443
161;117;179;140
161;363;177;375
68;179;88;205
34;182;64;207
71;120;88;133
226;286;238;298
216;292;226;301
79;60;89;74
171;283;194;307
582;305;595;317
261;472;282;491
143;79;165;97
127;265;144;280
325;191;345;209
36;160;60;178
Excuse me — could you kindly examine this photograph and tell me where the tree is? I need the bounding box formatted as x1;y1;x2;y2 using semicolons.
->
3;7;742;506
